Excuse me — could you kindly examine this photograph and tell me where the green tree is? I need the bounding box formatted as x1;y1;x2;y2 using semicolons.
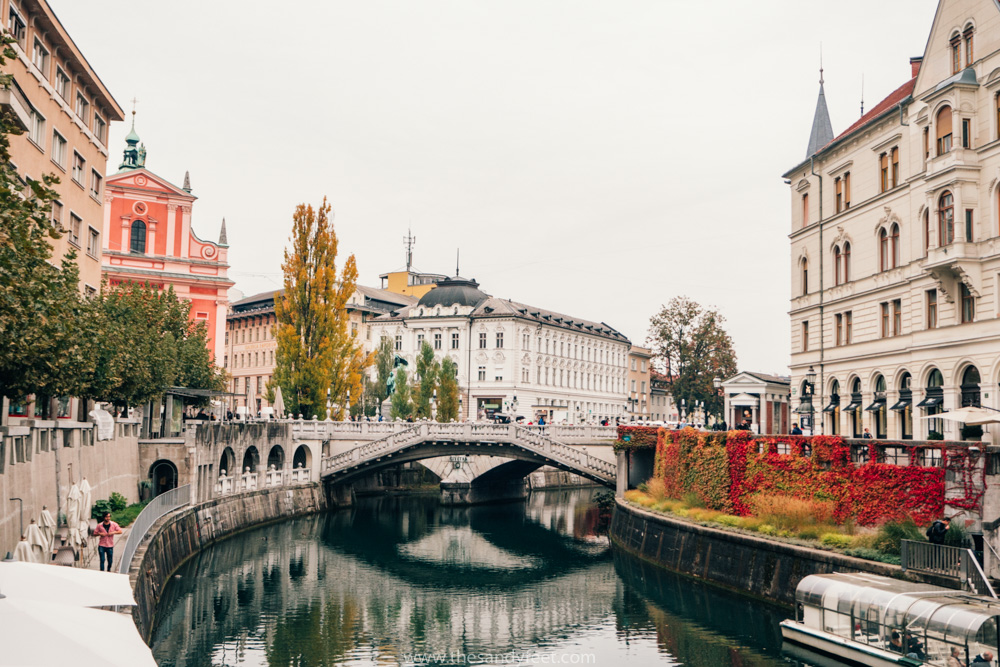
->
647;296;738;422
390;368;413;420
413;341;438;419
437;357;459;422
272;199;370;418
373;336;394;405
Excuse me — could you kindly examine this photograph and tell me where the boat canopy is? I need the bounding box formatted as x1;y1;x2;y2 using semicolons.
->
796;573;1000;658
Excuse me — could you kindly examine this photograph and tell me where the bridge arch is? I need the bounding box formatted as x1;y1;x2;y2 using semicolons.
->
243;446;260;473
219;447;236;477
267;445;285;471
293;444;312;470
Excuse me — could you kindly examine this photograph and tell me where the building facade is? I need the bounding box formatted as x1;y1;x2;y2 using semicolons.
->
101;124;233;362
2;0;124;293
626;347;652;420
721;372;791;435
367;276;631;423
786;0;1000;442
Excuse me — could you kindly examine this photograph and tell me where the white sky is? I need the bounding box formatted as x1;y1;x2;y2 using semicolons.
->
51;0;939;374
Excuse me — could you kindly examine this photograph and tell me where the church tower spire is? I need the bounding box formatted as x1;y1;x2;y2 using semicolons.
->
805;61;834;158
119;99;147;171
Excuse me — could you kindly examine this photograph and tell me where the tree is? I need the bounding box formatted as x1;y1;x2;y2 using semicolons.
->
413;340;438;419
272;198;371;418
646;296;738;422
390;368;413;420
437;357;459;422
373;336;394;405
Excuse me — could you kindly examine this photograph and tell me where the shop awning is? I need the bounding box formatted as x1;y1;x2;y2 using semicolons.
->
794;402;815;414
844;396;863;411
890;396;912;412
916;395;944;409
822;399;840;413
864;398;886;412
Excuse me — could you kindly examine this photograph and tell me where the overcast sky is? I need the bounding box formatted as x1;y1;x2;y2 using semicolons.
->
52;0;938;374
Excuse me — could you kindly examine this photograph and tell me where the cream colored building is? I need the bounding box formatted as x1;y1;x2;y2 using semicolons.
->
785;0;1000;441
626;346;652;421
1;0;123;293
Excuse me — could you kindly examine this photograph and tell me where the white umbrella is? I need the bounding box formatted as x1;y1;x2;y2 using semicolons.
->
38;507;55;553
66;483;81;547
12;537;36;563
78;477;92;536
273;385;285;419
0;596;157;666
921;406;1000;425
25;521;46;562
0;561;136;607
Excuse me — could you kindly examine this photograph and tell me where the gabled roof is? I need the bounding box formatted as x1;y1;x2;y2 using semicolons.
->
106;168;196;201
724;371;790;386
827;77;916;148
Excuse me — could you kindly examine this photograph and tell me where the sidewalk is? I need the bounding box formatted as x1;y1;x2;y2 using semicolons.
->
79;523;134;572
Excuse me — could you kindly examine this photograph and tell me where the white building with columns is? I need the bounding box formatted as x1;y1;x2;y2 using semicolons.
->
367;276;631;423
785;0;1000;442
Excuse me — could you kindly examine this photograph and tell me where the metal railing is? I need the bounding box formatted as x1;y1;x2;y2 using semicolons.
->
116;485;191;574
901;540;997;598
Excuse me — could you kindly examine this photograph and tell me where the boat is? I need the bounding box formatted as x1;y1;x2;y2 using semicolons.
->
780;572;1000;666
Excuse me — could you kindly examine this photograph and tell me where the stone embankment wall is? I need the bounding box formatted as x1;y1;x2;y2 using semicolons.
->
611;499;954;607
130;484;332;640
0;420;140;556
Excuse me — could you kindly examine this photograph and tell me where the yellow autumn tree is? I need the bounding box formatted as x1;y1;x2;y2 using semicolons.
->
272;198;370;418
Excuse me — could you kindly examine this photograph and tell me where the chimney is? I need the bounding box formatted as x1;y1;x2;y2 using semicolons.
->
910;57;923;78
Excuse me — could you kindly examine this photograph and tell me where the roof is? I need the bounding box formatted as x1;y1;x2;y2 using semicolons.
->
353;284;417;308
827;77;916;149
741;371;791;385
229;285;416;317
417;276;489;309
805;82;834;157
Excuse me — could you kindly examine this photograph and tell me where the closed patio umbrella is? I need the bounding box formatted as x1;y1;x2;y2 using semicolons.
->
78;477;92;536
12;536;36;563
38;506;55;553
66;483;81;547
25;521;46;562
0;561;136;607
273;385;285;419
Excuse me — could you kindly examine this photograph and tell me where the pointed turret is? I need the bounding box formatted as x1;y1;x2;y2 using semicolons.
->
183;171;191;193
805;67;834;158
219;218;228;245
119;110;144;171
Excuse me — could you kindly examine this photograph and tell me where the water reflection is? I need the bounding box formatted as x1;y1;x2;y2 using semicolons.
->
151;489;800;666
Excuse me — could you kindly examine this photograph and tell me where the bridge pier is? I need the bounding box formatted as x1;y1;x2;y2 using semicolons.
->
440;479;528;506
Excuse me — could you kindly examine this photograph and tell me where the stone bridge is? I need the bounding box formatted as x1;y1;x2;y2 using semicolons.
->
317;422;616;504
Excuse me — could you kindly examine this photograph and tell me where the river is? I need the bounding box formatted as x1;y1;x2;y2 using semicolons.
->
150;488;802;666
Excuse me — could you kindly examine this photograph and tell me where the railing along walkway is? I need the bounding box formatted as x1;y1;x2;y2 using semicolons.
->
320;422;616;485
901;539;997;598
117;485;191;574
293;419;618;442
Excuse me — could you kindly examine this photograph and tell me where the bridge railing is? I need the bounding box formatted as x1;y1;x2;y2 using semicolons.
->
117;484;191;574
322;423;424;472
513;426;616;480
901;539;997;598
295;420;619;441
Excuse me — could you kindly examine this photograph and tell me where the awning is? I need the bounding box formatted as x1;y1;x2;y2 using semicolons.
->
794;402;815;414
844;395;863;411
822;398;840;413
916;395;944;409
864;399;886;412
890;396;912;412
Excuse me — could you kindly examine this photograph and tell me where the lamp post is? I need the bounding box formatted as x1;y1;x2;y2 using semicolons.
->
800;365;817;435
713;377;723;428
680;398;686;425
431;388;437;421
346;388;351;420
325;388;332;421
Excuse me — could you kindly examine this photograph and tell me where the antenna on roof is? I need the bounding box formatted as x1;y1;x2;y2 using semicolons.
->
456;249;460;276
404;228;416;273
819;43;824;86
860;73;865;117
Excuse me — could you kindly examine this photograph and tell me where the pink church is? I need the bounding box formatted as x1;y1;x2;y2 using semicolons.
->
101;119;233;363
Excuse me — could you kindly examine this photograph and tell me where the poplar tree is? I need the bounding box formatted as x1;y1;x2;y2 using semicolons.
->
413;340;438;419
437;357;459;422
273;198;370;418
390;368;413;420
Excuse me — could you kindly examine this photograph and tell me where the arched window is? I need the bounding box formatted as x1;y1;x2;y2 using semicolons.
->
843;242;851;282
891;223;900;268
939;191;954;245
951;33;961;74
130;219;146;254
834;246;842;285
964;24;974;67
923;209;930;254
800;258;808;295
879;228;889;271
961;366;981;407
937;106;953;155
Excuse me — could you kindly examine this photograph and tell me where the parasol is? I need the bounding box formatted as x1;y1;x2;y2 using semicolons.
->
38;506;55;553
0;561;136;607
78;477;92;537
66;483;81;547
273;385;285;419
920;406;1000;426
25;520;46;562
12;536;36;563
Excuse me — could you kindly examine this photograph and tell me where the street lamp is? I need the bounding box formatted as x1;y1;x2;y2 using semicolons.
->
325;388;332;421
431;388;437;421
797;366;817;434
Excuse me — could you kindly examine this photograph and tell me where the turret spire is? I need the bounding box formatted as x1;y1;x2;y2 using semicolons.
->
805;57;834;158
219;218;228;245
183;171;191;192
119;99;147;171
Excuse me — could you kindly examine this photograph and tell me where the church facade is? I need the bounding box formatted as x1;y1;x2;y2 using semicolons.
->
785;0;1000;441
101;121;233;362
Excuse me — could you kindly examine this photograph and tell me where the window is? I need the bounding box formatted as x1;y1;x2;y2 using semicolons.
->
843;242;851;282
801;321;809;351
7;5;26;47
130;219;146;254
55;68;69;99
394;335;402;351
879;153;889;192
631;379;636;392
477;366;486;381
927;290;938;329
68;213;81;246
962;118;971;149
844;172;851;208
31;38;48;75
641;361;647;373
51;130;66;168
28;109;44;147
964;25;974;66
496;332;503;348
965;209;974;242
939;191;954;245
479;332;487;349
802;193;809;226
844;311;853;344
72;152;85;184
433;333;441;350
89;170;102;199
416;333;424;348
87;227;99;258
835;177;842;213
923;210;930;253
75;93;89;121
951;34;961;74
881;302;889;337
631;358;637;371
800;258;808;295
891;224;900;268
879;229;889;271
923;127;930;160
937;106;952;155
495;370;503;382
835;313;843;346
892;299;901;336
961;284;975;323
451;332;459;349
50;200;62;228
93;114;107;144
891;147;899;187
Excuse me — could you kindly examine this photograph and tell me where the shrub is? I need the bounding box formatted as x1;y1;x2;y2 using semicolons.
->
715;515;740;527
593;490;615;510
738;516;764;532
844;547;901;565
944;522;967;548
927;430;944;441
637;483;649;494
962;424;984;440
90;499;112;520
757;524;777;536
749;494;835;532
797;526;823;541
682;492;706;509
821;533;855;548
109;492;128;513
646;477;668;502
872;519;924;555
111;502;147;527
624;490;647;504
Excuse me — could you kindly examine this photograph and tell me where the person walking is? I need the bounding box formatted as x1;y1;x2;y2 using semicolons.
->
93;512;123;572
927;516;951;545
791;423;802;435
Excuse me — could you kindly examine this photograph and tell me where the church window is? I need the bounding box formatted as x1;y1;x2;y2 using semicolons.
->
130;220;146;254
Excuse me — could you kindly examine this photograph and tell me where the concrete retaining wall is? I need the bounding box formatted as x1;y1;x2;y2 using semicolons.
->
610;499;955;607
130;484;332;640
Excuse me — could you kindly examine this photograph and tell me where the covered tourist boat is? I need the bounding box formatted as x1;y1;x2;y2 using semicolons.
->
781;572;1000;666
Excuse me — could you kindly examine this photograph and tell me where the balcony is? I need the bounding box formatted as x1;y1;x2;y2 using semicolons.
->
923;242;984;301
0;81;30;131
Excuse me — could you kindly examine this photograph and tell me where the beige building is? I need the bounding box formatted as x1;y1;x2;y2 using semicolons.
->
2;0;123;293
785;0;1000;441
626;347;652;421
